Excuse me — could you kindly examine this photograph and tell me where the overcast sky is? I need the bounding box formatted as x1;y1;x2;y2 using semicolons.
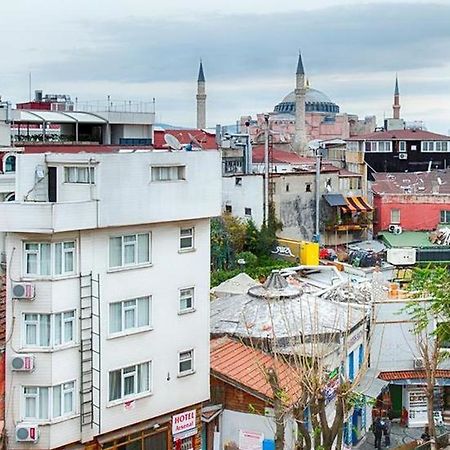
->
1;0;450;133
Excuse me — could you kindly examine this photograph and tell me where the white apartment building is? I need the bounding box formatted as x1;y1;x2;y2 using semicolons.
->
1;149;221;449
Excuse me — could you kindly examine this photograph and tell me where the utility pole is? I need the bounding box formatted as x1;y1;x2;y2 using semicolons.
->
264;113;270;226
314;145;322;243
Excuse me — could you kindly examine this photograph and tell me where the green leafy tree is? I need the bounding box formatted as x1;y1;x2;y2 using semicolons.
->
406;266;450;448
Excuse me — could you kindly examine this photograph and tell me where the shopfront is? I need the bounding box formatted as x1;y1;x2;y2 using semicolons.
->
172;409;198;450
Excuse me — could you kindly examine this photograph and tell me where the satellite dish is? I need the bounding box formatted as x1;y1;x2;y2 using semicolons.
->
164;134;182;151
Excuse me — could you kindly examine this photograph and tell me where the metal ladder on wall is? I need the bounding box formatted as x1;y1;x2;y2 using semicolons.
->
79;272;101;434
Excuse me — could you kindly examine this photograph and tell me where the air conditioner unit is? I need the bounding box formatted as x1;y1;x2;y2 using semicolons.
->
12;283;35;300
413;358;424;369
11;355;35;372
388;224;402;234
16;423;39;442
399;153;408;160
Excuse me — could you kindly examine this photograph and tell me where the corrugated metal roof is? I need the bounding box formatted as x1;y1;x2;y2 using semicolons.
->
323;193;347;207
210;337;302;404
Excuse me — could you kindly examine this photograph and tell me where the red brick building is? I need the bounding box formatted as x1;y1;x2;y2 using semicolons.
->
372;171;450;234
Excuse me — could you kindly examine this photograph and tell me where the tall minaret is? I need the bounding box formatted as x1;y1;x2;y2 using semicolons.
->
393;74;400;119
196;60;206;129
293;52;307;154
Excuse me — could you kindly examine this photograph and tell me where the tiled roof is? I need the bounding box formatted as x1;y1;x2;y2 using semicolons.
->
252;145;315;164
379;370;450;381
372;171;450;195
347;129;450;142
153;129;217;149
210;337;302;404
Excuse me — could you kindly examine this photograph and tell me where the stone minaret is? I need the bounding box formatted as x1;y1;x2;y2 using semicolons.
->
393;75;400;119
293;52;307;154
196;60;206;129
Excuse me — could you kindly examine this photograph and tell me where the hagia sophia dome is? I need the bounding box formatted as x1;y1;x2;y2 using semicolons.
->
274;87;340;114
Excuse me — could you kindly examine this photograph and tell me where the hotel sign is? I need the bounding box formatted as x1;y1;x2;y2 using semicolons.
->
172;409;196;435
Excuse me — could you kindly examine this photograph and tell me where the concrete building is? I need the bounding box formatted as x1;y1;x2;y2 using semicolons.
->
372;170;450;234
2;91;155;147
0;149;221;449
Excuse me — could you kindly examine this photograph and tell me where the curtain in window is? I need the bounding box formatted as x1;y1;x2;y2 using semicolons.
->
53;385;62;417
138;234;149;263
40;243;51;275
63;383;73;414
40;315;51;346
39;387;49;420
24;388;37;418
25;314;38;345
110;237;122;267
123;367;136;396
137;298;150;327
64;312;74;342
137;362;149;392
124;236;136;265
109;370;122;401
110;303;122;333
54;313;62;345
55;243;62;275
64;242;75;272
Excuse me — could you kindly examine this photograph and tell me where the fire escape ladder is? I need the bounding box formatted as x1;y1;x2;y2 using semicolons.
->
79;272;101;433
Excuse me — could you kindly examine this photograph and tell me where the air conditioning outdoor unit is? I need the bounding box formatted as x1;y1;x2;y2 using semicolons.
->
16;423;39;443
12;283;35;300
413;358;424;369
399;153;408;160
388;224;402;234
11;355;35;372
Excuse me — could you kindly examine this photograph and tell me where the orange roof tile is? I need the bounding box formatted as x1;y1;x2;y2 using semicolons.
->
210;337;302;405
379;370;450;381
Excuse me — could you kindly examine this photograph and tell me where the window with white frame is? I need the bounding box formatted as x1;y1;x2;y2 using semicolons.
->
178;349;194;375
151;166;185;182
179;288;194;313
64;166;95;183
23;381;75;421
440;210;450;224
422;141;435;152
4;154;16;173
399;141;406;152
436;141;449;152
24;241;76;277
23;311;75;348
391;208;401;224
109;233;151;268
109;297;151;334
179;227;194;251
109;362;151;402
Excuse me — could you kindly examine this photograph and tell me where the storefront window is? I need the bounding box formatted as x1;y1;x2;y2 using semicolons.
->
103;428;168;450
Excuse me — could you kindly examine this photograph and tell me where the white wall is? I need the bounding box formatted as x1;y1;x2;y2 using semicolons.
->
222;175;264;228
221;409;296;450
0;151;221;233
5;219;211;448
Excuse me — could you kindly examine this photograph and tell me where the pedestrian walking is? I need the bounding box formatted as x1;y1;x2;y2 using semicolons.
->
383;417;391;447
373;417;383;450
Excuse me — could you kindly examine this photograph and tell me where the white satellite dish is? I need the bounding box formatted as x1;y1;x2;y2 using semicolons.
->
164;134;182;151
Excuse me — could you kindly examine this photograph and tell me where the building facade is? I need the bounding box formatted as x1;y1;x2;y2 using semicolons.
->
372;171;450;234
1;150;221;449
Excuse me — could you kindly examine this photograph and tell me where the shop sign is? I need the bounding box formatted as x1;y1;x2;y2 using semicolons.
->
347;329;363;349
172;410;196;435
239;430;264;450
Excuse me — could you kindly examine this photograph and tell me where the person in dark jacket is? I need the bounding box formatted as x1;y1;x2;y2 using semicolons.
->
384;417;392;447
373;417;383;450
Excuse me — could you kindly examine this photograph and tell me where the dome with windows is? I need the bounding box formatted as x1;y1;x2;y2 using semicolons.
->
274;87;340;114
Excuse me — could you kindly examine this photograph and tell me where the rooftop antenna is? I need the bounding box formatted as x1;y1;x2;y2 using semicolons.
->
164;134;182;151
28;72;32;102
